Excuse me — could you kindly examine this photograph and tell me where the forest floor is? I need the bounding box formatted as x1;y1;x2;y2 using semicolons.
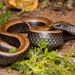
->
0;0;75;75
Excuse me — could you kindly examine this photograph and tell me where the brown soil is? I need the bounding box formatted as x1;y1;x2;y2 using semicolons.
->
0;1;75;75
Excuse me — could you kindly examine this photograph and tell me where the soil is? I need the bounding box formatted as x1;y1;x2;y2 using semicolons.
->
0;0;75;75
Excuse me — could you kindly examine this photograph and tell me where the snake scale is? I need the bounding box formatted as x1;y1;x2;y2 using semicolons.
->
0;17;75;65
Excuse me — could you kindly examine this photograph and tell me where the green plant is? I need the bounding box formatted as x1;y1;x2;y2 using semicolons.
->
8;39;75;75
57;0;74;9
42;0;48;7
42;0;74;9
0;3;12;26
9;47;17;53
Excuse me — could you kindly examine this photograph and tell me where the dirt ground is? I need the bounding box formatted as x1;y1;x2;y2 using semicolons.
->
0;1;75;75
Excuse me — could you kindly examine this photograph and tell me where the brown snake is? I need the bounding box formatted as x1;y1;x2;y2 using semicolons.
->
0;17;75;65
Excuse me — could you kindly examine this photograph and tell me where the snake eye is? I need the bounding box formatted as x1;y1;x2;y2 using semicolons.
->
55;24;62;27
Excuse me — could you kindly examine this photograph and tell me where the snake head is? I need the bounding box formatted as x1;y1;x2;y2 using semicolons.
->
53;23;69;30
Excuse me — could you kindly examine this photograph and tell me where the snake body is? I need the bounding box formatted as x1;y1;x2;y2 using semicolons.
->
0;17;75;65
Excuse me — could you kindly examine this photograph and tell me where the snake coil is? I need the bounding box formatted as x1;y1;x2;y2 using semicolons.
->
0;17;75;65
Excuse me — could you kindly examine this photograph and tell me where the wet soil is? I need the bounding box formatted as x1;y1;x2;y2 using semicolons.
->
0;1;75;75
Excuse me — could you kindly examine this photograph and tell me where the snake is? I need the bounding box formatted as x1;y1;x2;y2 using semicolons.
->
0;17;75;65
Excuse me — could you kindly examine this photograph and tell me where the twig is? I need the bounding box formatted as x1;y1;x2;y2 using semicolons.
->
45;62;68;73
57;52;75;63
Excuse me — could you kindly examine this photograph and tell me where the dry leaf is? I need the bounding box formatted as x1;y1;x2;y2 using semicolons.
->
5;0;38;11
5;0;19;9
